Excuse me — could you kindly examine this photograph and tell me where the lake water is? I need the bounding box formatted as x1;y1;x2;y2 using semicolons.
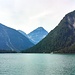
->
0;54;75;75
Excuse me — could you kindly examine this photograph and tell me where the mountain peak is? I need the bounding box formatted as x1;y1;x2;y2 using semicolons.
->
22;10;75;53
28;27;48;44
28;27;48;34
67;11;75;28
31;27;47;32
37;27;44;29
59;10;75;30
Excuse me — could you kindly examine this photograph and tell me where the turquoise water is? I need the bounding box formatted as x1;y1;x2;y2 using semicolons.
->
0;54;75;75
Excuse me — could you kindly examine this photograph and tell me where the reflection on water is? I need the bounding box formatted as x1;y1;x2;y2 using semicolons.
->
0;54;75;75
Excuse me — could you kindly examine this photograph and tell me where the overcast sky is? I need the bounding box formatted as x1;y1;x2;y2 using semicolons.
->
0;0;75;33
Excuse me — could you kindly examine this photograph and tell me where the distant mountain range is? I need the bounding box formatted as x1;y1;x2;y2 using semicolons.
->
0;23;34;52
18;27;48;44
22;10;75;53
18;30;34;44
28;27;48;44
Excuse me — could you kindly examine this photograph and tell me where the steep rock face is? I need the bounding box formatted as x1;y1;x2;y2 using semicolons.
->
0;23;34;52
22;10;75;53
28;27;48;44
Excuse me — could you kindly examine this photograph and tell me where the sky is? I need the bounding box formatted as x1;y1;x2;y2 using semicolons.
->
0;0;75;34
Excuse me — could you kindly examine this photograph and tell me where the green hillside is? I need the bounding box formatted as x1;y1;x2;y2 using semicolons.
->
22;10;75;53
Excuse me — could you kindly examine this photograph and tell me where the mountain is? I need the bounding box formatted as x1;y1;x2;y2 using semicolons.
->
18;30;35;44
0;23;34;52
22;10;75;53
28;27;48;44
18;30;28;37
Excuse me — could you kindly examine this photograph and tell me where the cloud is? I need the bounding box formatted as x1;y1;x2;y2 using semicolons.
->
0;0;75;33
29;11;54;20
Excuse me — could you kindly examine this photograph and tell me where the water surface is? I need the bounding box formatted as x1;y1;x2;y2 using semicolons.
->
0;53;75;75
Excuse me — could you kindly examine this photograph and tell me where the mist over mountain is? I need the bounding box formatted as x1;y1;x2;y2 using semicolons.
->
28;27;48;44
22;10;75;53
0;23;34;52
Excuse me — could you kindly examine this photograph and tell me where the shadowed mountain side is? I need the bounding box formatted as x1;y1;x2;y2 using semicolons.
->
22;10;75;53
0;23;34;52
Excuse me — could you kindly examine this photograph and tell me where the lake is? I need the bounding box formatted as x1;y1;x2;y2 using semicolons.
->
0;54;75;75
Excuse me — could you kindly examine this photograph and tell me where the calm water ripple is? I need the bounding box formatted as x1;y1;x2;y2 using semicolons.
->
0;54;75;75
